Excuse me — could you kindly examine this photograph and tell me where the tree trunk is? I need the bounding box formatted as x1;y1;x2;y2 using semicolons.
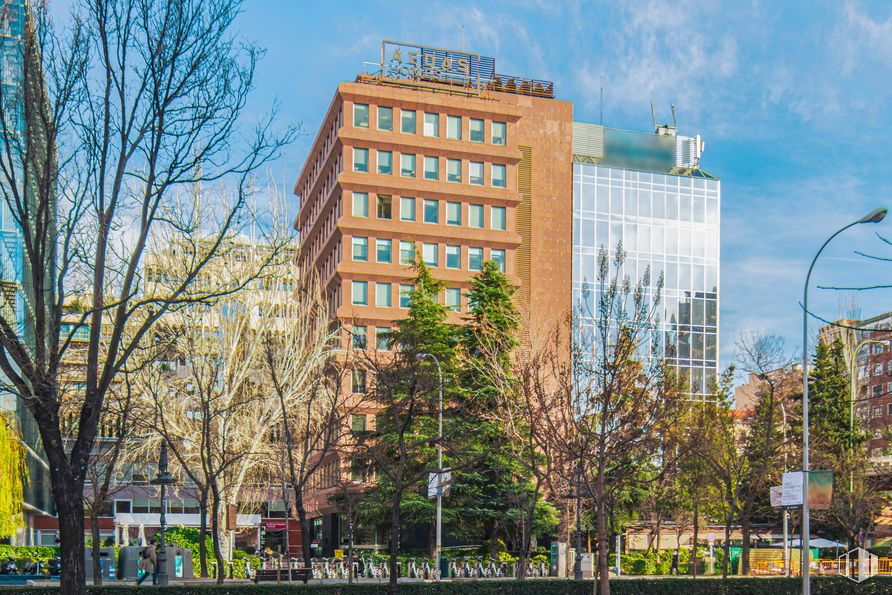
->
518;486;538;579
56;488;87;595
740;516;751;576
691;497;699;578
198;490;209;578
90;506;102;585
596;478;609;595
388;488;402;595
293;487;312;568
210;485;226;584
723;515;731;579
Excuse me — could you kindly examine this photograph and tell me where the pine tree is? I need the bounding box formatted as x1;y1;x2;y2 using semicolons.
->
810;338;858;460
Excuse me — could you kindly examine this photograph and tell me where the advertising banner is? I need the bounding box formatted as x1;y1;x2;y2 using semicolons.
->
808;470;833;510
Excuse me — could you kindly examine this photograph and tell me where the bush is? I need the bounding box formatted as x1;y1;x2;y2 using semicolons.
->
2;577;892;594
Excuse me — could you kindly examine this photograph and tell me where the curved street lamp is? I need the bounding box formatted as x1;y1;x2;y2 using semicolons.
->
801;207;886;594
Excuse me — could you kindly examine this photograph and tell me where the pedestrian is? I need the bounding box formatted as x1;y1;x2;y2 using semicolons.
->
244;558;253;580
135;546;157;586
670;550;680;575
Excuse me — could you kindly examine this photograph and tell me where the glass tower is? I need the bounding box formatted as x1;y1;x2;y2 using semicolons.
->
572;125;720;399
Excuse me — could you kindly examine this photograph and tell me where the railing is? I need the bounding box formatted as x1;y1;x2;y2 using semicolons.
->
750;557;892;577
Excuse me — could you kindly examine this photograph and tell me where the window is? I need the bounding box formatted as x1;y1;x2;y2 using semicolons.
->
352;237;368;262
352;369;367;394
491;249;506;272
376;239;392;263
469;161;484;185
399;241;415;265
492;164;507;188
447;159;462;183
874;343;885;355
114;500;132;514
422;243;438;267
353;148;369;173
377;151;393;175
492;121;506;145
445;288;461;312
423;112;439;137
400;196;415;221
446;202;461;226
351;281;367;305
470;118;484;142
888;403;892;416
353;103;369;128
352;192;369;217
399;284;413;308
874;363;884;376
400;153;416;177
424;156;439;180
351;414;367;433
378;106;393;131
377;194;392;219
423;199;439;223
351;326;367;349
491;206;506;230
446;245;461;269
401;109;416;134
469;204;484;228
446;115;461;140
376;327;392;351
469;247;483;271
376;282;392;307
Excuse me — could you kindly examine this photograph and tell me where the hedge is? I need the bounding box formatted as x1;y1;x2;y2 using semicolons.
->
2;578;892;594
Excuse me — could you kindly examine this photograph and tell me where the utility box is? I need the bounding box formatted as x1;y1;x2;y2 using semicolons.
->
116;546;194;581
85;547;116;581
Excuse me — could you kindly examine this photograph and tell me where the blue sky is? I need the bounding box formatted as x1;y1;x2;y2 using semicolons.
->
236;1;892;368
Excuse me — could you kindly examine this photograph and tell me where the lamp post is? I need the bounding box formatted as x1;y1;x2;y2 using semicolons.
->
416;353;443;580
801;207;886;594
151;440;177;586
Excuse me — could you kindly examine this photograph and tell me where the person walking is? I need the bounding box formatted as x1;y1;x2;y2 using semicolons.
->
670;550;680;575
135;546;157;586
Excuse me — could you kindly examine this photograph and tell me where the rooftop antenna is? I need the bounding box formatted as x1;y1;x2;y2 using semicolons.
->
650;100;657;132
671;104;677;129
599;74;604;125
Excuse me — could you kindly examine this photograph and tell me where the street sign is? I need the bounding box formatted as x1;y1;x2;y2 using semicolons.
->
782;471;804;507
708;532;715;545
428;471;452;498
770;485;783;507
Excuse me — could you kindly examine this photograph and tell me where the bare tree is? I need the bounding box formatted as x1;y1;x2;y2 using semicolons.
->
0;2;295;592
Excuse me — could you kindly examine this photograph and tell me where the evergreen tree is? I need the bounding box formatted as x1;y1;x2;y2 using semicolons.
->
809;338;857;459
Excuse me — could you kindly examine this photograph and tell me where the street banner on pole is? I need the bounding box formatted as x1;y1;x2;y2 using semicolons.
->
808;470;833;510
428;471;452;498
770;485;783;508
782;471;804;507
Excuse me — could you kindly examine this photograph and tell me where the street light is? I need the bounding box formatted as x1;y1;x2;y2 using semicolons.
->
151;440;177;586
416;352;444;581
801;207;886;594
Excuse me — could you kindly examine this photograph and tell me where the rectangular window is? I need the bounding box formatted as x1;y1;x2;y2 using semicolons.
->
400;153;416;177
351;414;367;433
401;109;416;134
351;326;367;349
377;151;393;175
492;164;507;188
423;112;439;137
352;237;368;262
351;281;368;305
399;241;415;265
399;284;413;308
469;161;484;185
377;194;392;219
491;206;506;230
491;249;506;272
446;158;462;183
376;327;392;351
400;196;415;221
470;118;484;142
492;121;506;145
353;148;369;173
445;287;461;312
376;282;392;307
424;156;439;180
469;247;483;271
446;115;461;140
352;192;369;217
469;204;484;228
378;106;393;131
422;243;438;267
888;403;892;416
353;103;369;128
423;199;439;224
446;202;461;226
446;245;461;269
376;239;392;263
351;369;366;394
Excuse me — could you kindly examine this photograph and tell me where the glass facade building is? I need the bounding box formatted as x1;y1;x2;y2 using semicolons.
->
572;125;720;399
